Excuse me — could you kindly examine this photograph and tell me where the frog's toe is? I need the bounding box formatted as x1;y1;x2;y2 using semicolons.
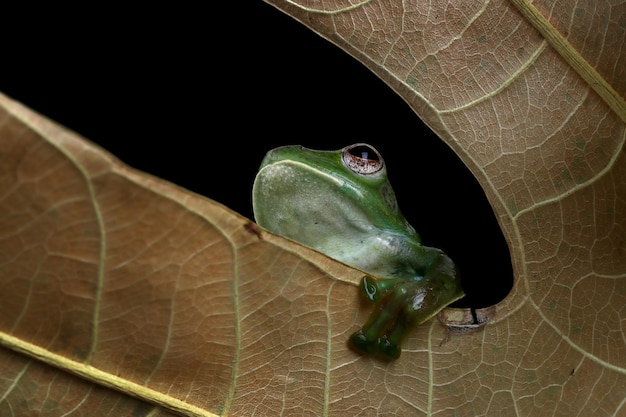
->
349;329;376;354
349;330;402;359
377;336;401;359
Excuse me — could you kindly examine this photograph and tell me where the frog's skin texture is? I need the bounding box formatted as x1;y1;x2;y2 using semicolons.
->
252;143;464;359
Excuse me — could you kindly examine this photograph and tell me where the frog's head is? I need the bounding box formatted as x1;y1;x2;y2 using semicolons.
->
252;143;416;247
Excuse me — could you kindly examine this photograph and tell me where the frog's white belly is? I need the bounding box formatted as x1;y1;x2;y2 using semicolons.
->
314;232;410;276
290;216;446;283
253;161;421;278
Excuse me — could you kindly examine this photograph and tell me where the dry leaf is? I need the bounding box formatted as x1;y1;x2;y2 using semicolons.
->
0;93;370;416
260;0;626;415
1;1;625;417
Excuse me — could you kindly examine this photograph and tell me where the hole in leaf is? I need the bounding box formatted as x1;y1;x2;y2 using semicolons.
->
382;131;514;310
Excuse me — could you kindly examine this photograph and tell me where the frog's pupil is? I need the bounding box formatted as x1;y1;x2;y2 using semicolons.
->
349;144;378;162
343;143;384;175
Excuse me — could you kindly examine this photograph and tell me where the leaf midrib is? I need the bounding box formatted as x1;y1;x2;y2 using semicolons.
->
509;0;626;123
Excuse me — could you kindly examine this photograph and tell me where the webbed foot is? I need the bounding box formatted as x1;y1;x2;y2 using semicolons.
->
349;271;464;360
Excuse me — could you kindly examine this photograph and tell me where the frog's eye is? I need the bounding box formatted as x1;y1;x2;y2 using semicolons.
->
342;143;384;175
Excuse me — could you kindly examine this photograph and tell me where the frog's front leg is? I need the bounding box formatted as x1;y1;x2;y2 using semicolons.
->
349;277;425;359
349;271;462;360
360;275;403;303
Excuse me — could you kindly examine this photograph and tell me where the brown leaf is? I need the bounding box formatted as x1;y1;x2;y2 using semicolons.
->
259;0;626;415
1;1;625;417
0;93;376;416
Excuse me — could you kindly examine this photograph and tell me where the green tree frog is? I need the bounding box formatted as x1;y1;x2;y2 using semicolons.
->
252;143;464;359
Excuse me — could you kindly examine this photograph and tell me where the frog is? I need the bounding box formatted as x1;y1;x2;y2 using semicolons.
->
252;143;464;359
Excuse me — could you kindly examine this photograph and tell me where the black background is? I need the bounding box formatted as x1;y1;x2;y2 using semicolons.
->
0;4;512;308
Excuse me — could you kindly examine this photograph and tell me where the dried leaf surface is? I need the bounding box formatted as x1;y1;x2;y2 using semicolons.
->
0;94;374;416
259;0;626;415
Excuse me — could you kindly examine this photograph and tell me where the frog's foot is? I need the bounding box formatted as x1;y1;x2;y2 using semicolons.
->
349;278;407;359
349;330;401;359
349;294;407;360
350;277;444;360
